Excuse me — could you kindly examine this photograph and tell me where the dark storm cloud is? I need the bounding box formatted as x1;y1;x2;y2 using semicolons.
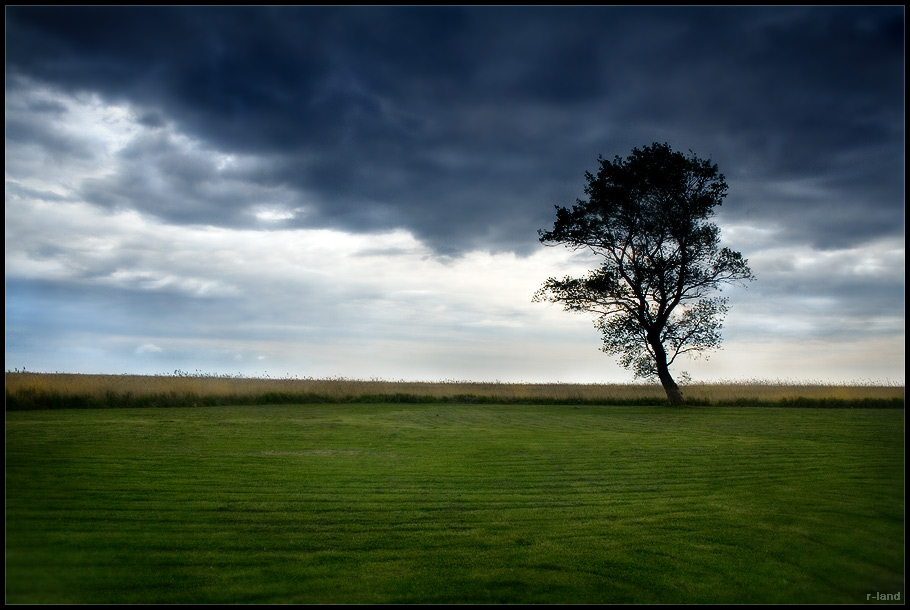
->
6;92;97;168
76;129;281;228
6;5;904;254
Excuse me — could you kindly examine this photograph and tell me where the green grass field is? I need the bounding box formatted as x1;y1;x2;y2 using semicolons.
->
5;402;904;604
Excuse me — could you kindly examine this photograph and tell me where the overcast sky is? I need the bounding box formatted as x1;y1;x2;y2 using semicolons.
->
5;6;905;384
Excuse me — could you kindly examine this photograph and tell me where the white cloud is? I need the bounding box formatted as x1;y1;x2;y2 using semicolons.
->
7;172;903;382
5;80;904;384
135;343;163;354
253;207;298;223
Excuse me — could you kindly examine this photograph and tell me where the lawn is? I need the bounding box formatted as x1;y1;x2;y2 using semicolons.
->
5;403;904;604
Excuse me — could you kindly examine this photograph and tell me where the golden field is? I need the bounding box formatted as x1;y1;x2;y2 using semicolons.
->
5;371;903;407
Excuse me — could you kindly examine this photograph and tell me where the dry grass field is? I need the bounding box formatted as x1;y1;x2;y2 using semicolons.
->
5;371;904;409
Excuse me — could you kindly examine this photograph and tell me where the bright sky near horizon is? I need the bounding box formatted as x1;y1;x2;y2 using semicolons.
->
5;6;905;384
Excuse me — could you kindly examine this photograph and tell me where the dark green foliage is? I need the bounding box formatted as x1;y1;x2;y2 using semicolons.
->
536;143;755;404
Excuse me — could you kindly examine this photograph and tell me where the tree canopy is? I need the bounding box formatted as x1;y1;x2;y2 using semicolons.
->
535;142;754;405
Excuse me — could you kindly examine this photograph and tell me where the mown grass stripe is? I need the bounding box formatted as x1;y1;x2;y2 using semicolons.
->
6;404;903;604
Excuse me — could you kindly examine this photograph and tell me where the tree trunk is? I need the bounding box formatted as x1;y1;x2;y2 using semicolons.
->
657;369;685;406
650;338;685;406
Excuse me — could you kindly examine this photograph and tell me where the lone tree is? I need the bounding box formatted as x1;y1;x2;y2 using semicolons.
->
534;143;754;405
